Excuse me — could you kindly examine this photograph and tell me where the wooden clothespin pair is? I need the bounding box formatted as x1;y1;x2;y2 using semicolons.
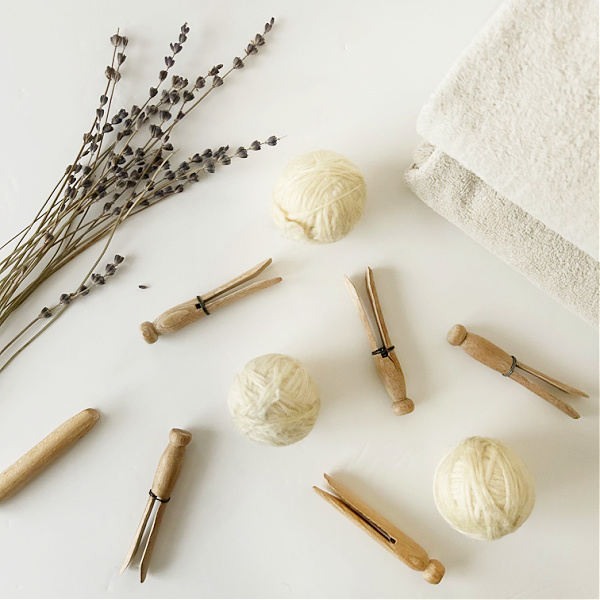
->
121;429;192;582
448;324;588;419
140;258;281;343
345;268;414;415
314;474;444;584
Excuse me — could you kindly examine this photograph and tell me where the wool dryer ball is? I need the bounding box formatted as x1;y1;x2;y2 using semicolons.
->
271;150;367;243
228;354;321;447
433;437;535;541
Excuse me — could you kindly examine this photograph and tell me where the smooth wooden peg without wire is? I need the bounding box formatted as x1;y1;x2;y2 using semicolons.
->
447;324;587;419
344;267;414;415
140;258;282;343
314;474;444;584
121;428;192;583
0;408;99;502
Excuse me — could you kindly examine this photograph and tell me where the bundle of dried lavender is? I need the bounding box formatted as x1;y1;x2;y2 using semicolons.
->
0;19;278;373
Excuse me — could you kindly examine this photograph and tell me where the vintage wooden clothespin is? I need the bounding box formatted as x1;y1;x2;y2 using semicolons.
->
314;474;445;584
0;408;99;502
344;267;414;415
140;258;282;343
121;429;192;582
447;324;587;419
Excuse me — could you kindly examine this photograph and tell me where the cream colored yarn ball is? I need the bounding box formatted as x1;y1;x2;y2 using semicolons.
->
433;437;535;541
271;150;366;243
228;354;320;447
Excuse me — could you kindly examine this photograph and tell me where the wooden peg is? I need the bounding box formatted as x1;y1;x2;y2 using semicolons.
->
447;324;583;419
314;474;444;584
121;428;192;582
140;258;281;343
0;408;99;501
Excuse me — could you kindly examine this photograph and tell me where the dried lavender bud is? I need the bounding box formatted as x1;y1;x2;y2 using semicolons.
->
202;148;213;157
179;33;187;44
114;254;125;264
233;57;244;69
210;64;223;76
250;140;261;151
235;147;248;158
43;232;54;244
73;163;82;173
181;23;190;34
105;263;116;276
176;110;185;120
139;285;149;289
212;76;223;87
159;69;168;81
39;307;52;318
266;136;278;146
169;91;180;104
170;43;183;54
175;185;184;193
191;153;202;163
96;275;106;285
163;143;174;151
121;37;129;48
255;33;265;46
188;172;199;182
102;123;113;133
103;202;112;213
166;171;175;180
183;90;194;102
195;76;205;89
162;161;171;170
110;34;122;47
112;207;122;215
165;56;175;68
59;293;71;305
83;166;92;176
218;155;231;165
96;108;104;119
117;53;126;65
149;87;158;98
149;125;163;138
131;105;141;117
125;200;134;208
78;285;89;296
178;161;190;171
140;199;150;206
99;94;108;106
172;75;187;89
264;17;275;33
124;145;133;156
159;110;171;122
204;159;215;173
147;105;158;116
246;43;258;55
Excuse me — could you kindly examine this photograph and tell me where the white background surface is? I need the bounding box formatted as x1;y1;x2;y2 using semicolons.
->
0;2;598;598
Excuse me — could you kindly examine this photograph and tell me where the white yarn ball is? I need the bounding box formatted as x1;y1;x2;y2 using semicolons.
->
433;437;535;540
271;150;367;244
228;354;320;447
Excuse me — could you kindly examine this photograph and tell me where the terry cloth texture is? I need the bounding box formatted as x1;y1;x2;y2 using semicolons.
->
404;0;599;326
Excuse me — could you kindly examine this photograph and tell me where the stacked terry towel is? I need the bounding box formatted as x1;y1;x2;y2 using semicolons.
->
405;0;599;327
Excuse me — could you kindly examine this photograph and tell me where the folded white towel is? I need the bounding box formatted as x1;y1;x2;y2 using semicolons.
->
406;143;599;327
405;0;599;326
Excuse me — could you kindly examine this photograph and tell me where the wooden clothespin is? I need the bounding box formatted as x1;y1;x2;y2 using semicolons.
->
0;408;99;502
344;267;414;415
121;429;192;582
140;258;281;343
447;324;587;419
314;474;445;584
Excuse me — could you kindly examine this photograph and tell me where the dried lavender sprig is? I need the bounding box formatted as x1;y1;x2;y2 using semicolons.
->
0;256;125;364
